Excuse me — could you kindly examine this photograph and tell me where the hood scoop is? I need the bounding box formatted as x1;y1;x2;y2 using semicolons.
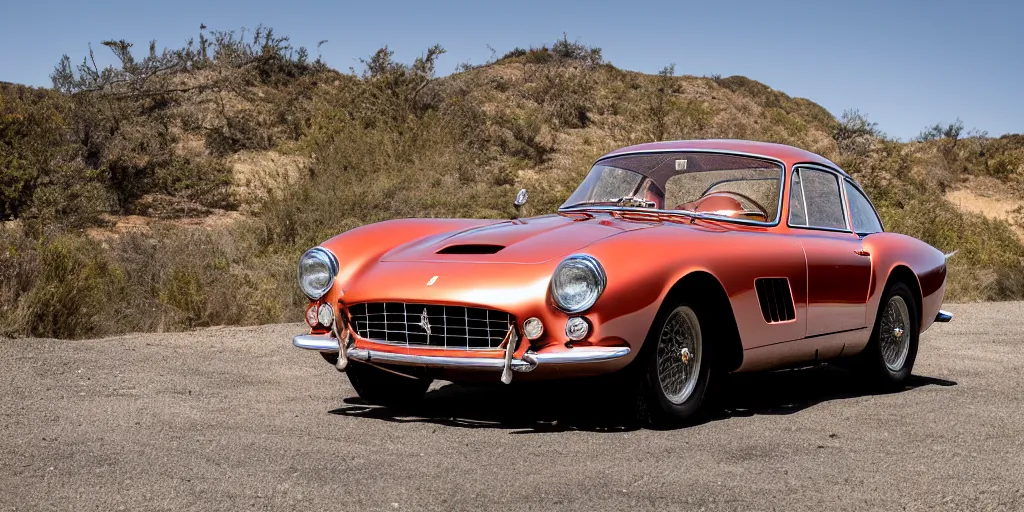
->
381;214;658;264
436;244;505;255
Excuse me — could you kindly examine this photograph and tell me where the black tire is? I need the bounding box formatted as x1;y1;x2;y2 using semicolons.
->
346;361;431;408
634;299;716;426
859;281;919;387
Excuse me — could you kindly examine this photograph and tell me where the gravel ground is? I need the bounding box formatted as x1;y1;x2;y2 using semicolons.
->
2;302;1023;511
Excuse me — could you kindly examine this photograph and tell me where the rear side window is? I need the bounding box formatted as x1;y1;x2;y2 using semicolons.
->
844;181;883;234
788;168;847;230
788;172;807;225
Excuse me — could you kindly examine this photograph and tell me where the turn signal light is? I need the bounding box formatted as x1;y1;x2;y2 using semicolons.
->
305;304;319;327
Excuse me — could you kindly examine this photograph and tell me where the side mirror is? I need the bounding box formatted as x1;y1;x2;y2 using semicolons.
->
513;188;528;219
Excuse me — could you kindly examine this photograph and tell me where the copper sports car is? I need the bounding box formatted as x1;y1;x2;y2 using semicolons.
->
293;139;952;424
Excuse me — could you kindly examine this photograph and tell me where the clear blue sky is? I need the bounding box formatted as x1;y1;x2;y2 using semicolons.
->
2;0;1021;140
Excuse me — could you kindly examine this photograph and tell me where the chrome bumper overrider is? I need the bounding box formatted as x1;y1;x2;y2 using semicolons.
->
293;334;630;374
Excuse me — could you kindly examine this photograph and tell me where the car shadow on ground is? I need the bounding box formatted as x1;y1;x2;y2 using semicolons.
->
327;364;956;434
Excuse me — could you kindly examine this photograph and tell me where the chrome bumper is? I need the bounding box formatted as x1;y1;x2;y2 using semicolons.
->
935;310;953;322
292;334;630;373
293;334;344;351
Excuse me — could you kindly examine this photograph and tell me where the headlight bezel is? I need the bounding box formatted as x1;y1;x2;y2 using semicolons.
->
550;254;607;314
297;247;340;300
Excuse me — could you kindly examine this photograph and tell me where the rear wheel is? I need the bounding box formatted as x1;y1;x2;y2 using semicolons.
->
346;362;432;408
635;301;715;426
859;281;919;387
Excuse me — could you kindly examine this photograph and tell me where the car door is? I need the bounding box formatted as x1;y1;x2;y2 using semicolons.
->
788;166;873;337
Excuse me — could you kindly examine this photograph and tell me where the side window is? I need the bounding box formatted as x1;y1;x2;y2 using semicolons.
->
788;168;846;230
844;181;883;234
788;171;807;225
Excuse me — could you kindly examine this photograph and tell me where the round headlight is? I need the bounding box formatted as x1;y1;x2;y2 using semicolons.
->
298;247;339;300
550;254;606;313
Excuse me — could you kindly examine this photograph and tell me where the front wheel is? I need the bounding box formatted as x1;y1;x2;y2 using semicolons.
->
859;281;919;387
346;362;432;408
635;302;715;426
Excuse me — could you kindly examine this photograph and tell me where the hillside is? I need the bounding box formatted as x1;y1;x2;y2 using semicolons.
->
2;28;1023;338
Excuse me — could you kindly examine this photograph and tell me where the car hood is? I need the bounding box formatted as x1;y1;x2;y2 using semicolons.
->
379;214;656;264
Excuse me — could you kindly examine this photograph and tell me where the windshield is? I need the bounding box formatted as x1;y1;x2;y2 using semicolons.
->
561;152;784;224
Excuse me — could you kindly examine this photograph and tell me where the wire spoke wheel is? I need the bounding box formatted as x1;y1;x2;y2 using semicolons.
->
655;306;702;404
879;295;911;372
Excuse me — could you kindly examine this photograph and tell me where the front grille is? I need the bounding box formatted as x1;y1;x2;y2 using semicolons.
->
348;302;512;350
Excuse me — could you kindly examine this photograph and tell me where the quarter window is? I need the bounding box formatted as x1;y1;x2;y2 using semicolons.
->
844;181;883;234
788;168;846;230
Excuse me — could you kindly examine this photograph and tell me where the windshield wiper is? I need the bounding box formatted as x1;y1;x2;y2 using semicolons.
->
565;196;656;209
658;209;706;224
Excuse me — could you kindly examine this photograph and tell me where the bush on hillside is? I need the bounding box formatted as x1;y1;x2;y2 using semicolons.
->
499;35;603;67
0;84;109;228
832;109;881;157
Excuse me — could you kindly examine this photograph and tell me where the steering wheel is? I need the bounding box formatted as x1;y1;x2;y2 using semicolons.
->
677;191;770;222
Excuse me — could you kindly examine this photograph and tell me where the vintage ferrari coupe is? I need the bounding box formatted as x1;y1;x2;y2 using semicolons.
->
293;139;952;424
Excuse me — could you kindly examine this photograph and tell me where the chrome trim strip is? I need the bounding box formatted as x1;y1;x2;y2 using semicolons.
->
528;346;631;364
935;310;953;323
294;333;632;370
347;348;534;371
293;334;340;352
564;148;787;227
348;346;631;370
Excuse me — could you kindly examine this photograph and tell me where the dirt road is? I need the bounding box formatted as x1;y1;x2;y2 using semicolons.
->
2;302;1023;511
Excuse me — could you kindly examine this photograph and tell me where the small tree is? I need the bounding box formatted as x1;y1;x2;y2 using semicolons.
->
917;119;964;161
50;24;324;95
646;64;677;141
832;109;881;156
359;44;446;121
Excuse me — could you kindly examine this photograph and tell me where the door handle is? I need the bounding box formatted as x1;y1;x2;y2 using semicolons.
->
854;249;870;256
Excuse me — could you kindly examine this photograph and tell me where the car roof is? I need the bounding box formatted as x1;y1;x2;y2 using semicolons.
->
597;139;846;177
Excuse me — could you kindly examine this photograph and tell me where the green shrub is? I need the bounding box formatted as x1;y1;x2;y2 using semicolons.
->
831;109;881;157
500;47;528;61
495;107;552;164
8;234;121;338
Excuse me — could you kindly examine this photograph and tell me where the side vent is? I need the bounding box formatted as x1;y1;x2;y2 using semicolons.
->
755;278;796;323
436;244;505;255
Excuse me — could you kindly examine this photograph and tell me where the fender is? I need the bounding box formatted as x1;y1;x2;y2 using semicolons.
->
862;232;947;334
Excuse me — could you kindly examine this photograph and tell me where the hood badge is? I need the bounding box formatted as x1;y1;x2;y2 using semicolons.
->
419;309;432;337
426;275;438;286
